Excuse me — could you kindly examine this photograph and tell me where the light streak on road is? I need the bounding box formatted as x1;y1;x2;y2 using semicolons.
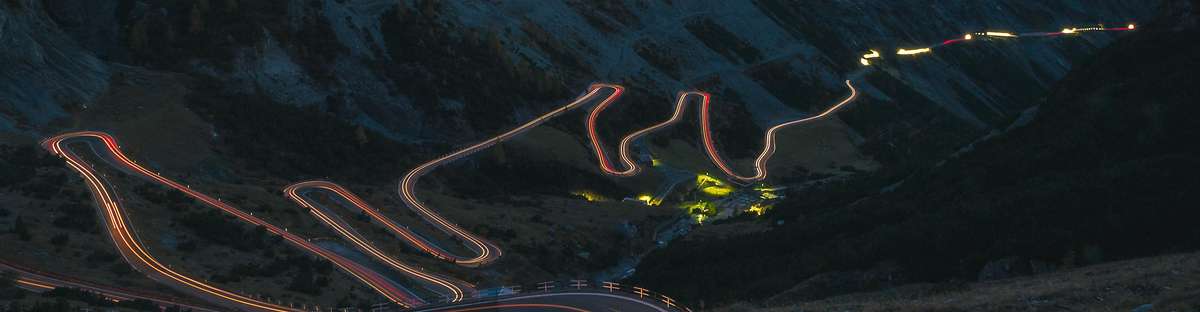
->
860;21;1135;71
16;279;54;290
3;260;218;311
897;48;932;55
42;132;424;310
444;303;590;312
860;50;881;65
28;19;1137;311
587;88;682;177
411;291;674;312
588;81;858;183
1060;24;1136;35
284;181;472;302
701;80;859;182
399;85;621;267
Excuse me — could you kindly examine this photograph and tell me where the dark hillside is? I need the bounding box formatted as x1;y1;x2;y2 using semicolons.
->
632;2;1200;305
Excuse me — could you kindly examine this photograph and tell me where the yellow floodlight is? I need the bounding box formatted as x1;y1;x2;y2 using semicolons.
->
636;194;653;205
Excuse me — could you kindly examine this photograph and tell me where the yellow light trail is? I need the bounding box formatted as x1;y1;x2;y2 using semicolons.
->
28;20;1140;311
860;50;881;66
897;48;931;55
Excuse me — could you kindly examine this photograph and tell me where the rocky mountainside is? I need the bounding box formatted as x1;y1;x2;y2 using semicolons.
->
0;0;1176;308
0;0;108;132
1;0;1156;175
632;0;1200;306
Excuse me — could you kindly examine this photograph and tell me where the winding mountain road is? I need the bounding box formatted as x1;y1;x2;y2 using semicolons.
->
42;132;422;311
587;80;858;183
284;181;474;302
1;259;219;311
18;21;1135;312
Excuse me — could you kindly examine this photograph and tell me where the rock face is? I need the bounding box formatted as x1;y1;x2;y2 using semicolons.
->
0;0;109;133
446;0;1150;125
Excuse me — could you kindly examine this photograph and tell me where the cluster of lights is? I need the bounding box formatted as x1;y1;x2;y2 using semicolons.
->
746;203;772;216
696;173;734;197
700;186;733;196
634;194;663;206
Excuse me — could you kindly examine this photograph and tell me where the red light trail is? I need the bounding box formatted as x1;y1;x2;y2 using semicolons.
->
42;132;423;310
284;181;473;302
28;19;1137;312
395;84;622;267
588;81;858;183
1;259;219;311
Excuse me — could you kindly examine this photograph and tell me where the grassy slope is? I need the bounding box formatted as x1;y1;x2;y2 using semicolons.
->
721;251;1200;312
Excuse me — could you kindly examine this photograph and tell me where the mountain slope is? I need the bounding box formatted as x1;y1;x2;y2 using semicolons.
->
631;0;1200;306
2;0;1157;175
